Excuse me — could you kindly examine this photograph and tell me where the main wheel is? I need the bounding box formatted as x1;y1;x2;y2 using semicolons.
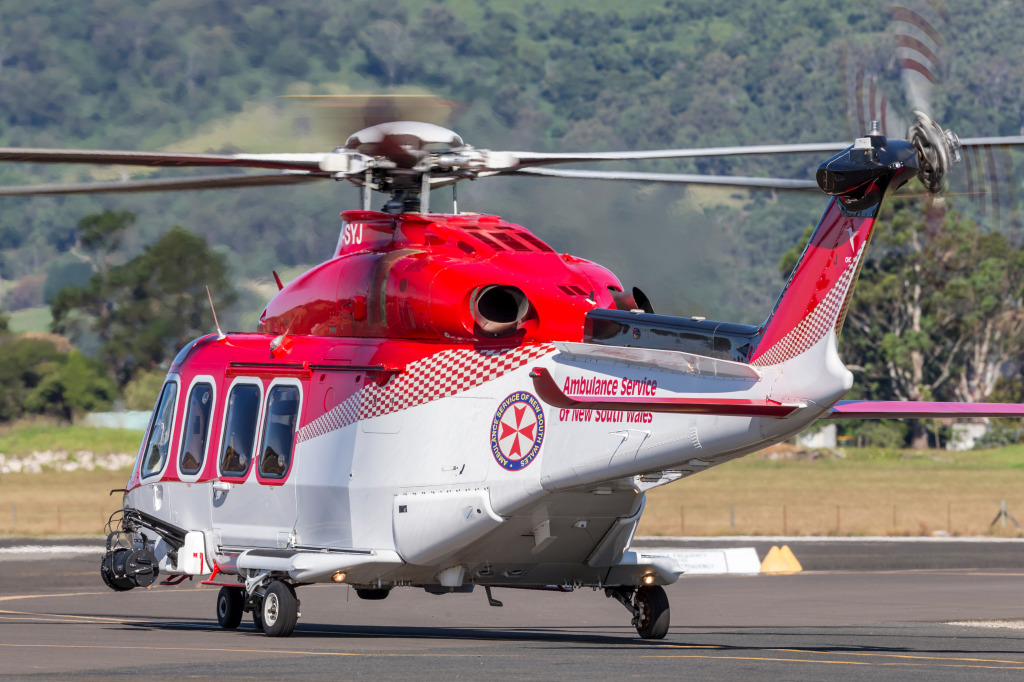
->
216;586;244;629
261;581;299;637
633;585;670;640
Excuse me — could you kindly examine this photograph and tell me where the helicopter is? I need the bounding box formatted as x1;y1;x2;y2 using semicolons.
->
1;110;1021;641
4;1;1024;633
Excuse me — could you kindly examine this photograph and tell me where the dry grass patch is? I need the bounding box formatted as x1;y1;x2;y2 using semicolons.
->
638;447;1024;537
0;469;130;537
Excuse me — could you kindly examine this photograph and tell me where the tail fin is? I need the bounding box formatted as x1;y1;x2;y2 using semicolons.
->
748;198;878;367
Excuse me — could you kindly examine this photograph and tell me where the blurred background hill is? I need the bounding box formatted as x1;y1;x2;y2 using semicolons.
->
0;0;1021;428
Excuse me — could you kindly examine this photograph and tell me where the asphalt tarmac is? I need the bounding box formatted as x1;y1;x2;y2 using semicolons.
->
1;538;1023;680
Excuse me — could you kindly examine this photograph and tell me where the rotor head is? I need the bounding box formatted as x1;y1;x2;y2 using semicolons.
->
907;111;961;194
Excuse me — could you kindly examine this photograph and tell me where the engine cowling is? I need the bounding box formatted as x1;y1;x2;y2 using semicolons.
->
258;211;626;344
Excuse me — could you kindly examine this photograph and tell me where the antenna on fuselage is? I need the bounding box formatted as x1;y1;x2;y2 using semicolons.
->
453;182;458;214
206;285;226;340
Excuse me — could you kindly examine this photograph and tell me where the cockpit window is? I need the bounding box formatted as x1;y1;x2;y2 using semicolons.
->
178;383;213;476
258;385;300;479
219;383;261;477
141;382;178;479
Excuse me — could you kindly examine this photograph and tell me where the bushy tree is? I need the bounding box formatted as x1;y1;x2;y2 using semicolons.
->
844;200;1024;410
52;218;237;386
782;198;1024;448
0;335;115;422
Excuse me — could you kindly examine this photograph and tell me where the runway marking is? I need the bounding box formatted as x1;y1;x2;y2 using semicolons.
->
948;620;1024;629
772;648;1024;665
640;654;1024;670
0;592;104;602
0;614;119;625
0;608;151;624
651;643;1024;663
2;638;1015;667
0;643;485;658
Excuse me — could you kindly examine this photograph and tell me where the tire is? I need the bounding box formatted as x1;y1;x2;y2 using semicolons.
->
354;588;391;601
251;601;263;632
216;586;244;629
261;581;299;637
633;585;670;640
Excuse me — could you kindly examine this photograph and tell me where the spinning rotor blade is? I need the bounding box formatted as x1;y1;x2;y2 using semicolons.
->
893;0;945;117
0;148;343;172
282;94;457;144
505;167;818;190
0;171;332;196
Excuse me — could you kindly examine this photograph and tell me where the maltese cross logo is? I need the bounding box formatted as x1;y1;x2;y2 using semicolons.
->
490;391;545;471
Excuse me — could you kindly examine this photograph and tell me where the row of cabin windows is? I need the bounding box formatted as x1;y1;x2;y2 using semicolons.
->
140;380;300;481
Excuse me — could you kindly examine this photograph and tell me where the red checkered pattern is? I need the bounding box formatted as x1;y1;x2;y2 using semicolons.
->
296;343;556;443
752;245;865;367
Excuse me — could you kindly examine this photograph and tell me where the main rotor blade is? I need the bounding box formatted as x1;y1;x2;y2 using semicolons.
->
960;136;1024;148
0;148;336;171
0;171;332;196
494;142;850;169
498;136;1024;172
504;167;819;190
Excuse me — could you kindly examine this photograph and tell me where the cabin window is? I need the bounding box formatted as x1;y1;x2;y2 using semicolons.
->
141;382;178;479
178;383;213;476
219;383;261;477
258;385;300;479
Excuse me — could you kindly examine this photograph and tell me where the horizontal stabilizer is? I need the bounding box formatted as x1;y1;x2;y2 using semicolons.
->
827;400;1024;419
530;367;800;418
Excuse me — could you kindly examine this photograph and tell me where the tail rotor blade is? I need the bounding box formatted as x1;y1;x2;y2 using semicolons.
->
892;0;947;117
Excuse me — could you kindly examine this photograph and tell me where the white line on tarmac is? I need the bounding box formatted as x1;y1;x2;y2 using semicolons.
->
0;545;103;561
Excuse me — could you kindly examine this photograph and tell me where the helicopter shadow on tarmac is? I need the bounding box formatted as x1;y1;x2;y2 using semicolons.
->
116;616;1024;662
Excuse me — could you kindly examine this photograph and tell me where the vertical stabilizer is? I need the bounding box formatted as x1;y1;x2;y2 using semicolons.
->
748;126;941;367
748;199;878;367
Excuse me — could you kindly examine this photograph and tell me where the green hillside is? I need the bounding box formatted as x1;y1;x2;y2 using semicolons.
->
0;0;1021;328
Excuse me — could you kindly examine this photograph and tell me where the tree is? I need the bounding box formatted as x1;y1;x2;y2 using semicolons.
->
832;199;1024;447
74;209;135;277
24;349;118;421
51;221;237;386
0;335;115;422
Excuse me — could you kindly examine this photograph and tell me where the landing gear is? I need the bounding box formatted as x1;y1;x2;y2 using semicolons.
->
215;573;300;637
633;585;670;639
261;580;299;637
216;586;244;629
607;584;671;640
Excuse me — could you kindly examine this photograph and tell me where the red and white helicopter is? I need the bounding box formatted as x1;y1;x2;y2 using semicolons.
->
3;105;1024;638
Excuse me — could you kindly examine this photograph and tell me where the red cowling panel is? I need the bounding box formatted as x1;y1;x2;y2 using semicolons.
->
827;400;1024;419
260;211;625;343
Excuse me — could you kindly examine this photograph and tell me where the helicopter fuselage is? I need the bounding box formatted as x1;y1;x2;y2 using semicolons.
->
121;199;866;591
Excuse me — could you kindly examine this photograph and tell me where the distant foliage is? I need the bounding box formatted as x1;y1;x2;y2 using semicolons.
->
0;335;115;422
841;201;1024;408
974;421;1024;448
122;368;167;411
51;213;237;386
0;0;1019;322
